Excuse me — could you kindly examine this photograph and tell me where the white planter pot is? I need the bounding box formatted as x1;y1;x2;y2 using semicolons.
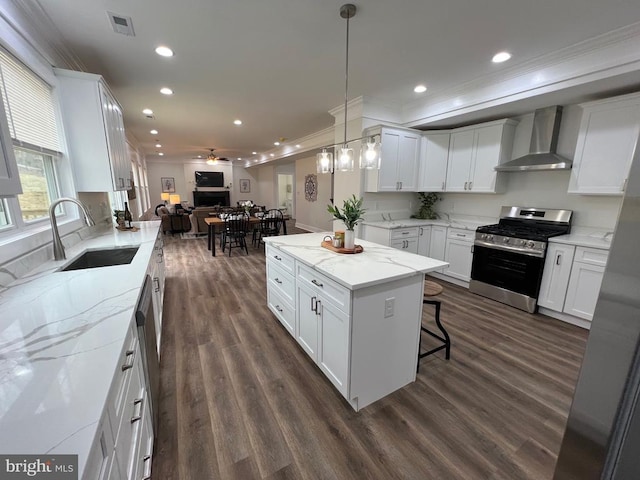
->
344;229;355;250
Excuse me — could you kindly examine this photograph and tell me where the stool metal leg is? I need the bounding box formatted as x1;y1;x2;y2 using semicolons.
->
417;299;451;373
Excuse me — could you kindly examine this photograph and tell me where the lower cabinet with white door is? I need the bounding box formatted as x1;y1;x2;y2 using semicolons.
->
539;243;609;327
264;236;447;411
443;228;474;282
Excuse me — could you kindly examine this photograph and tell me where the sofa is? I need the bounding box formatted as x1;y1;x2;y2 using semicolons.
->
140;204;193;234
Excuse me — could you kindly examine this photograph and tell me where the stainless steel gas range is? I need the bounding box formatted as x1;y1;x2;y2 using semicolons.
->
469;206;572;313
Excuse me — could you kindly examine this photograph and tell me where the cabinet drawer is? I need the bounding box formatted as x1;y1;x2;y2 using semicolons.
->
106;321;138;439
447;228;474;242
267;286;295;335
390;227;418;240
297;263;350;314
574;246;609;267
266;245;295;275
267;261;295;305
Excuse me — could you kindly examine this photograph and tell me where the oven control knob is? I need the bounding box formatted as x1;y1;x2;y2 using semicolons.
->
527;241;535;248
520;239;526;246
503;237;510;243
481;234;487;240
487;235;494;241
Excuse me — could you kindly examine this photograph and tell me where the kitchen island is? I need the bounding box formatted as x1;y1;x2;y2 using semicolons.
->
263;232;448;411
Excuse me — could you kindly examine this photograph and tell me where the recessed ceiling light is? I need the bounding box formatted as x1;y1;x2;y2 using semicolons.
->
197;155;202;158
155;144;162;148
155;46;174;57
233;119;242;125
492;51;512;63
295;144;301;148
274;142;280;146
414;84;427;93
142;108;153;115
252;151;257;155
254;160;258;163
160;87;173;95
150;129;158;135
270;153;275;157
237;157;241;160
158;152;164;156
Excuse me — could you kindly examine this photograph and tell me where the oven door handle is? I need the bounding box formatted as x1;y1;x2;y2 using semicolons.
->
473;240;545;258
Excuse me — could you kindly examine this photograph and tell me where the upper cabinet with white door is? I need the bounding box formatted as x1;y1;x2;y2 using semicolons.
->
54;68;130;192
418;132;450;192
364;125;421;192
445;119;517;193
569;92;640;195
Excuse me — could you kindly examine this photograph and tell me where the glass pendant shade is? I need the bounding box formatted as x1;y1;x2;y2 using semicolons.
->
316;149;334;174
337;146;354;172
360;139;381;170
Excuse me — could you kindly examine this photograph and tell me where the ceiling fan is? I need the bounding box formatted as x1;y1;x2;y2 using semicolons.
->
192;148;230;165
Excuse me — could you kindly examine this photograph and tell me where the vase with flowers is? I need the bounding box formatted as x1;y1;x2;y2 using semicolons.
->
327;195;366;250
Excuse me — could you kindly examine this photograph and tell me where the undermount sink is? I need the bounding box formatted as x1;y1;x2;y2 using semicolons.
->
60;246;139;271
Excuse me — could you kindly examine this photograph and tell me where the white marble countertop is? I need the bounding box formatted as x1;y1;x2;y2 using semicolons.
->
550;228;613;250
264;232;448;290
0;221;160;475
361;217;490;231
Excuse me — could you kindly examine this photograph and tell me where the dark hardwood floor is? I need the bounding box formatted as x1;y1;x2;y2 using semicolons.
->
152;225;589;479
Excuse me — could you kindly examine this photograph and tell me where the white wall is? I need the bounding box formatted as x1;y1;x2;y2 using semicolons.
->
294;155;332;232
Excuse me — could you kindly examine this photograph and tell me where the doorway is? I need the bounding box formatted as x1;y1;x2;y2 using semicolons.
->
277;174;294;218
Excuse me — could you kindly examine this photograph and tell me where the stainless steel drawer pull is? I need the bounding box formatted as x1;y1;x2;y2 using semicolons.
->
153;277;160;292
456;233;466;237
556;254;562;265
274;278;282;284
275;305;283;313
274;255;282;261
311;296;317;312
464;181;468;190
131;398;143;423
141;455;152;480
311;279;324;288
121;350;135;371
401;231;409;235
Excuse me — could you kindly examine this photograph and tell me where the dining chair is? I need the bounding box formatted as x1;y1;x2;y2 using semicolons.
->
221;212;250;256
257;209;284;249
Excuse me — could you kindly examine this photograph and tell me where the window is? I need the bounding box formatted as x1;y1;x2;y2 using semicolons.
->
15;148;60;221
0;46;64;228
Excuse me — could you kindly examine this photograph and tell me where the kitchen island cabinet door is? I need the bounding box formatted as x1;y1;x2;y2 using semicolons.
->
297;283;319;361
417;226;431;257
444;229;474;282
569;93;640;195
317;298;350;397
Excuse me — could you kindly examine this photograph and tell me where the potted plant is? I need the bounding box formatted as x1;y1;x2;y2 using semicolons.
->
411;192;440;219
327;194;366;250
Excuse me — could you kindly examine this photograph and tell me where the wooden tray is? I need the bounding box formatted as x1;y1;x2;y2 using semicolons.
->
321;240;363;254
116;225;140;232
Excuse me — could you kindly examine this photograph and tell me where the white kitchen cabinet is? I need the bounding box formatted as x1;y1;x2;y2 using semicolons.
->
569;92;640;195
364;125;421;192
361;225;420;254
445;119;516;193
538;243;575;311
563;247;609;321
418;132;450;192
0;95;21;196
297;283;319;358
147;233;165;357
54;68;131;192
444;228;474;282
429;225;447;261
266;246;296;335
417;226;431;257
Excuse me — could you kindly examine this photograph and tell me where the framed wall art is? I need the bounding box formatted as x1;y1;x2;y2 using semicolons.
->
161;177;176;193
239;179;251;193
304;174;317;202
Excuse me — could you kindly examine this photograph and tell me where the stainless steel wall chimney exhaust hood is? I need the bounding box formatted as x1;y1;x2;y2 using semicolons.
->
495;106;572;172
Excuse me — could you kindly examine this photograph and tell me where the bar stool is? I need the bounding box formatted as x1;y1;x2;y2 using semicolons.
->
417;279;451;373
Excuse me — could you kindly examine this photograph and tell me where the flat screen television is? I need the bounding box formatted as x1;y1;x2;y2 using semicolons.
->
195;171;224;187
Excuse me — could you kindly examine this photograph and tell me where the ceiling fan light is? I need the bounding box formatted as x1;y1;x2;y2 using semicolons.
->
206;158;215;165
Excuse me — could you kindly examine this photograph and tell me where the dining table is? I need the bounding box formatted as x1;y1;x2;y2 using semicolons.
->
204;214;288;256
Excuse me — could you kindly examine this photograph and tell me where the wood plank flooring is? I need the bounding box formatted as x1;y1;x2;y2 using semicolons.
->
152;226;588;479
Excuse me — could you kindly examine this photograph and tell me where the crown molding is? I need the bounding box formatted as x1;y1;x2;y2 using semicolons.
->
0;1;85;71
403;21;640;128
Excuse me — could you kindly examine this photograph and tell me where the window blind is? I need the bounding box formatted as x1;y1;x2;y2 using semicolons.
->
0;48;62;154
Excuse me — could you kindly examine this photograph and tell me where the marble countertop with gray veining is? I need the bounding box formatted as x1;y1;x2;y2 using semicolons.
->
0;221;160;475
549;227;613;250
361;216;493;231
264;232;448;289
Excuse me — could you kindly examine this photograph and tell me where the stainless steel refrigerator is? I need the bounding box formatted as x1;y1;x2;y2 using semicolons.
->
554;135;640;479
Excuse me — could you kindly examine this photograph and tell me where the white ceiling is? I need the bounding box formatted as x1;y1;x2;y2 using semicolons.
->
32;0;640;165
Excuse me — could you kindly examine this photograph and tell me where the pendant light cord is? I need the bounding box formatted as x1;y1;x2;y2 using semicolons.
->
343;11;350;147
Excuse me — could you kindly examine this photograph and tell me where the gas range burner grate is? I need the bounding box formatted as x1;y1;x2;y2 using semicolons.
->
476;224;567;241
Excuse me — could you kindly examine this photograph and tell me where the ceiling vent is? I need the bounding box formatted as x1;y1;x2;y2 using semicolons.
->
107;12;135;36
